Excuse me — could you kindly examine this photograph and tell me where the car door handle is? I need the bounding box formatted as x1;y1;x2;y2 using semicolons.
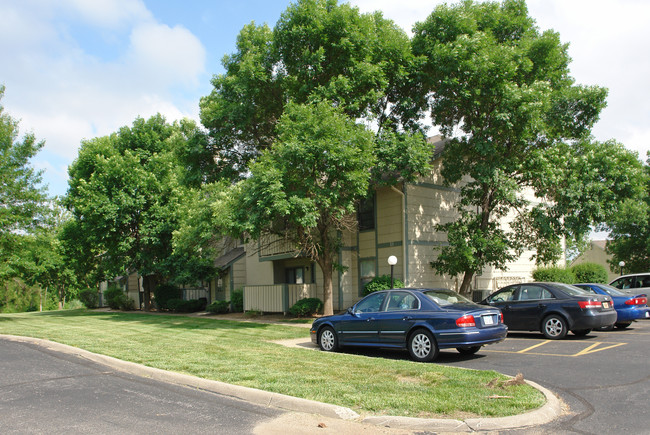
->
402;316;413;321
538;303;546;308
367;317;375;322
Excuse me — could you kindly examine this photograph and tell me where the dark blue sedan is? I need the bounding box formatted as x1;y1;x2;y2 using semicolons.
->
309;288;507;362
574;283;649;329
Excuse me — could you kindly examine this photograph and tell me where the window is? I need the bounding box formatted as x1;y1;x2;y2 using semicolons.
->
359;258;376;292
489;286;517;303
611;276;634;290
357;194;375;231
386;291;419;311
286;267;304;284
355;292;386;313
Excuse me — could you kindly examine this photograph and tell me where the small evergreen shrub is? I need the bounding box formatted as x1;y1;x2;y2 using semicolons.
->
78;288;99;309
570;262;608;284
289;298;323;317
231;288;244;312
206;300;230;314
532;267;575;284
154;284;182;310
363;275;405;296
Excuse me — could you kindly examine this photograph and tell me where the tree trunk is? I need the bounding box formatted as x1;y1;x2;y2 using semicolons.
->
142;274;160;311
459;271;474;297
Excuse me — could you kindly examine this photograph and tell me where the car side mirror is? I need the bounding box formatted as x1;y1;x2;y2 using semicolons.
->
347;307;358;317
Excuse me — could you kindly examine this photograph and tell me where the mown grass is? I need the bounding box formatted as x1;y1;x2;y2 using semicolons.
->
0;310;545;418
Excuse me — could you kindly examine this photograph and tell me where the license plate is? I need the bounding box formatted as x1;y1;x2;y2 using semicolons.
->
602;302;610;309
483;315;495;325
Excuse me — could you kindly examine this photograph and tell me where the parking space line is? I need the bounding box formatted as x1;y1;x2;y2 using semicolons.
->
572;342;626;356
516;340;551;353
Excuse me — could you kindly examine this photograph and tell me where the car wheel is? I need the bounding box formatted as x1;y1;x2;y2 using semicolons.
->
615;322;632;329
456;346;481;355
408;329;439;362
318;326;338;352
572;329;592;337
542;315;567;339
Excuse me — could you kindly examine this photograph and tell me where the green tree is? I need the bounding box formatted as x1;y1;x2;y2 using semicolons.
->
606;157;650;273
199;0;423;182
65;115;188;309
230;102;376;315
0;85;48;283
413;0;635;295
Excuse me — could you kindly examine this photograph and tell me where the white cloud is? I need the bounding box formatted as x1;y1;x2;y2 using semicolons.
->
0;0;207;195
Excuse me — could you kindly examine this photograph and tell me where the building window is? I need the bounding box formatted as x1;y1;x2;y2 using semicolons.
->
357;194;375;231
286;267;304;284
360;258;376;294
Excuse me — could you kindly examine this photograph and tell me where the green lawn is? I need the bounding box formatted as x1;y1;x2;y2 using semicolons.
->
0;310;545;418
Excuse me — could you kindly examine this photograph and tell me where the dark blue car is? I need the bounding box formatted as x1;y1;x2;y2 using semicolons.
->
574;283;649;329
310;288;507;362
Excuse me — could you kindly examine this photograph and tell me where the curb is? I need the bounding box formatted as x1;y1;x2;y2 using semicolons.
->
2;334;562;432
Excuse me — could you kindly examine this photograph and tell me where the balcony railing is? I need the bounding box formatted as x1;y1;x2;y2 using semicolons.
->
243;284;318;313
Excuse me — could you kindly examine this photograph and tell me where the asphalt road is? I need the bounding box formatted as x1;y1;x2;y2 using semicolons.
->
440;319;650;434
0;338;283;434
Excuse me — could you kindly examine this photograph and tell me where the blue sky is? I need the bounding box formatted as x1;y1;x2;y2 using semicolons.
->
1;0;649;197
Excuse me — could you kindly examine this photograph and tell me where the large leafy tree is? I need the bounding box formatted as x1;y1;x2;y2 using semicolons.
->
199;0;424;182
230;102;376;316
413;0;637;294
606;156;650;273
65;115;188;309
0;85;48;283
193;0;434;313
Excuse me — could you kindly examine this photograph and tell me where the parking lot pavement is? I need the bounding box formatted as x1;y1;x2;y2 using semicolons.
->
442;320;650;434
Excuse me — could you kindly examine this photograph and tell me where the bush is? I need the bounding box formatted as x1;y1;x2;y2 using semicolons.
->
363;275;405;296
103;287;135;310
206;300;230;314
289;298;323;317
78;288;99;309
154;284;182;311
231;288;244;312
532;267;575;284
167;298;207;313
570;262;608;284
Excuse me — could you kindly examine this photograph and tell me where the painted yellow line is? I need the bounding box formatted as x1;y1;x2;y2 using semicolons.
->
516;340;551;353
572;342;627;356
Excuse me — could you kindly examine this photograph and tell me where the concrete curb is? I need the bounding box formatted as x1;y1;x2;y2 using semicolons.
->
2;334;562;432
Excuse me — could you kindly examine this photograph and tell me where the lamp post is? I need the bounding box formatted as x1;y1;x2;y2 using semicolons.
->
619;261;625;276
387;256;398;289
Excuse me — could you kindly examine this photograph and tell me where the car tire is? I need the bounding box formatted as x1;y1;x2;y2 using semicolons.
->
615;322;632;329
542;314;568;339
318;326;338;352
456;346;481;355
408;329;439;362
572;329;592;337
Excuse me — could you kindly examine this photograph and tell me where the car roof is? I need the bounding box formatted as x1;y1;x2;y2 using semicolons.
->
613;273;650;279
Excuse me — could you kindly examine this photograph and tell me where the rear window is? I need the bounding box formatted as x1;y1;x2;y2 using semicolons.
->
552;283;589;296
423;289;473;306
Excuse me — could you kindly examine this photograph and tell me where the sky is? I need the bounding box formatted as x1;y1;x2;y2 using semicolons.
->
1;0;649;197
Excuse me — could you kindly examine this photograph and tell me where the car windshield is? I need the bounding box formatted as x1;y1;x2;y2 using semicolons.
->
553;283;590;296
423;289;473;306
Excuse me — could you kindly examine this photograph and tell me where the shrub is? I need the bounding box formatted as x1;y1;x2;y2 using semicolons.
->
206;300;230;314
154;284;182;311
78;288;99;309
167;298;206;313
231;288;244;312
104;287;126;310
289;298;323;317
532;267;575;284
571;262;608;284
363;275;405;296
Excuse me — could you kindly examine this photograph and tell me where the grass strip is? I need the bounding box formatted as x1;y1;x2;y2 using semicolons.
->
0;310;545;418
